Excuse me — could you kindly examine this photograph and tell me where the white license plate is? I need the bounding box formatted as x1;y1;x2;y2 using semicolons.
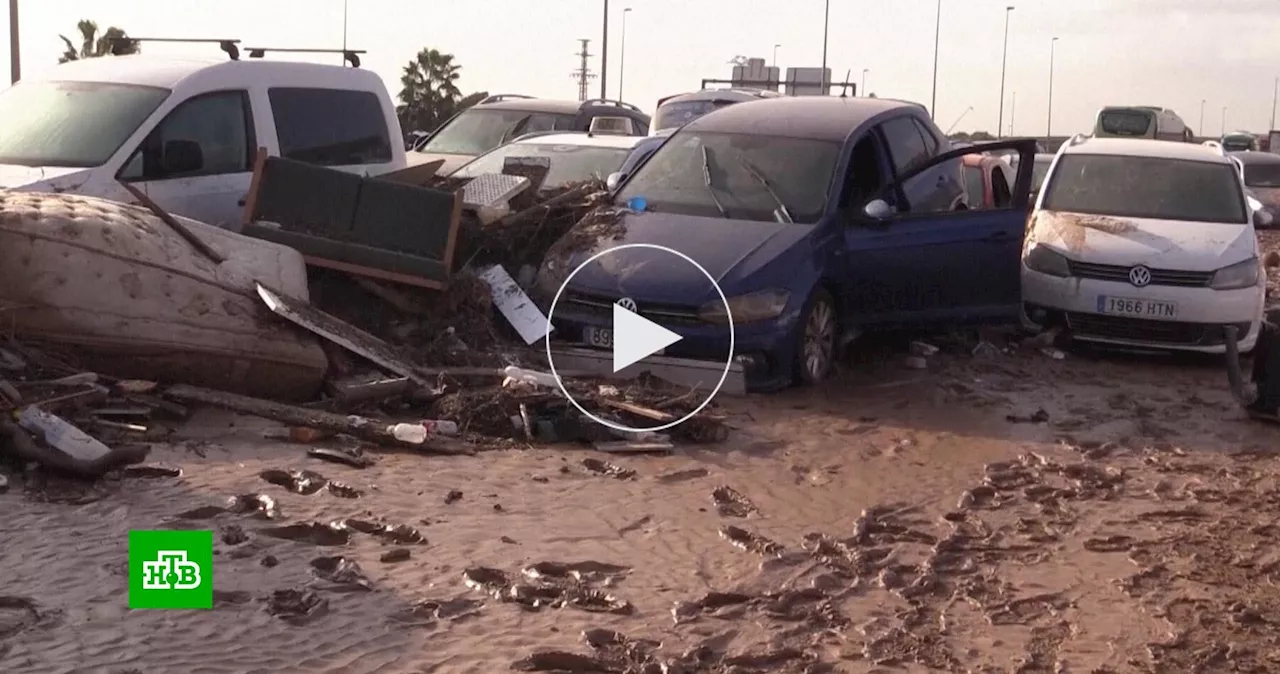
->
1096;295;1177;319
584;326;613;349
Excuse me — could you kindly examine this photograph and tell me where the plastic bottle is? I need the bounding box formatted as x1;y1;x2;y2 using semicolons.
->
502;365;560;389
17;406;112;461
387;420;460;444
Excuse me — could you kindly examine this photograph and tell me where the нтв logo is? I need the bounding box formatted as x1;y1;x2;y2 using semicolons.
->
129;530;213;610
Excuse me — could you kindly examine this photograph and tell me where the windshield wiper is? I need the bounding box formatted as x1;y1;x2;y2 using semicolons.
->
735;153;794;224
701;145;731;218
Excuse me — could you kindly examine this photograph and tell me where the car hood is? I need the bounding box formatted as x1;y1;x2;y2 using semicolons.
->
0;165;94;191
411;152;474;175
1027;209;1257;272
556;211;813;302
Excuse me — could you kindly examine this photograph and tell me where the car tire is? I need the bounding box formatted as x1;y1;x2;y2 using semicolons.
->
793;288;837;385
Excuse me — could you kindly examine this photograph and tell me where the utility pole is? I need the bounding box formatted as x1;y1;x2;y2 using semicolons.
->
1046;37;1058;139
8;0;19;84
571;39;596;102
821;0;830;94
599;0;609;99
997;6;1014;139
618;7;631;100
930;0;941;118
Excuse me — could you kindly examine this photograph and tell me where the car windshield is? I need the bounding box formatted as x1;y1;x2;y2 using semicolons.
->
0;80;170;167
1223;140;1254;152
418;108;577;156
450;141;632;189
963;166;985;205
652;100;735;131
1098;110;1154;137
1244;163;1280;187
615;131;841;224
1043;154;1247;224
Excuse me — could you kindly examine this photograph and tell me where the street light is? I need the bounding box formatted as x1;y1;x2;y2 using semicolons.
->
946;106;975;135
997;6;1014;139
861;68;869;97
618;7;632;100
8;0;19;84
341;0;348;66
1222;106;1228;136
773;43;781;68
1010;91;1016;135
1271;77;1278;131
600;0;609;99
821;0;831;94
930;0;941;118
1199;99;1206;137
1046;37;1058;139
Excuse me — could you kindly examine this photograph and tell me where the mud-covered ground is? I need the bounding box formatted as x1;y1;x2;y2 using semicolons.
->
2;329;1278;673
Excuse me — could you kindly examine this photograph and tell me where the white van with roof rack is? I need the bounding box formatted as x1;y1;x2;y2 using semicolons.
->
0;38;406;228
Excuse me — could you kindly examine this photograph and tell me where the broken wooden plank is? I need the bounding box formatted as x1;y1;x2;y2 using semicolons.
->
326;375;418;403
592;440;675;454
478;264;554;345
119;181;226;264
161;384;472;455
378;158;446;186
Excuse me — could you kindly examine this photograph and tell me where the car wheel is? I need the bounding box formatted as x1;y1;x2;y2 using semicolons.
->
794;289;837;385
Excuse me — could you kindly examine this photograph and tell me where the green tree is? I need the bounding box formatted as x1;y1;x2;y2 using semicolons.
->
58;20;138;63
398;48;463;133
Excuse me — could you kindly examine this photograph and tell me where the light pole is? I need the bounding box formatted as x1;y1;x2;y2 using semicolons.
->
821;0;831;94
930;0;941;118
861;68;869;97
1222;106;1228;136
341;0;348;66
1010;92;1016;135
1046;37;1058;139
8;0;18;84
773;43;781;68
617;7;631;100
1199;99;1206;137
599;0;609;99
1271;77;1278;130
997;6;1014;139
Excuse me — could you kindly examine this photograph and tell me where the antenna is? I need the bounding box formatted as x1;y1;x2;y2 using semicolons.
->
570;38;596;102
840;68;852;98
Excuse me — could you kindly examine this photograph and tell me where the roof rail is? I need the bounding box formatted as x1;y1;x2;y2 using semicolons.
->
244;47;365;68
478;94;536;105
579;98;643;114
105;37;242;60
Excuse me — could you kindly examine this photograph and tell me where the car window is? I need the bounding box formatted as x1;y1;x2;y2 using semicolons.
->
879;116;931;177
616;130;841;224
840;135;887;209
1043;154;1247;224
268;88;392;166
618;138;663;178
1244;163;1280;187
420;109;578;155
653;100;736;131
1031;158;1053;191
0;80;170;168
912;118;941;157
962;165;986;207
991;165;1013;207
451;142;631;189
120;90;252;181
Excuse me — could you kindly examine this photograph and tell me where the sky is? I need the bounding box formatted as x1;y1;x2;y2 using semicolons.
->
2;0;1279;136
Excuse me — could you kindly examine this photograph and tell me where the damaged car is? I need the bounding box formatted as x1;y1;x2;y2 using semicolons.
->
1022;135;1265;353
535;97;1037;392
449;131;645;191
1229;150;1280;229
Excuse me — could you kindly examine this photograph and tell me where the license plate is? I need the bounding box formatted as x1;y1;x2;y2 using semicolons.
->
1096;295;1177;319
584;326;613;349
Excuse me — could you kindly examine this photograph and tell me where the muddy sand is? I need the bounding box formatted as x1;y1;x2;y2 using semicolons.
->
3;338;1278;673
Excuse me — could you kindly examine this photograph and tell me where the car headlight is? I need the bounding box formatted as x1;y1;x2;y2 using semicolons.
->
1023;243;1071;277
698;289;791;324
1209;257;1261;290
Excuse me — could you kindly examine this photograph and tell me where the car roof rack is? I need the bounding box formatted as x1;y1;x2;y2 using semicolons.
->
579;98;643;114
478;94;536;105
244;47;365;68
105;36;242;60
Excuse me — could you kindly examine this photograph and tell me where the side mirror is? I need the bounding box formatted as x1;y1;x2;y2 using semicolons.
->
863;198;893;220
162;139;204;175
605;171;624;191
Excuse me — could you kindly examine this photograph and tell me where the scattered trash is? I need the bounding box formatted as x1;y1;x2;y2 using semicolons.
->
477;264;554;345
1041;347;1066;360
16;407;111;462
1006;408;1051;424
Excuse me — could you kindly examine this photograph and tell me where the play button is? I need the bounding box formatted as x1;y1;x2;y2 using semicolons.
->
612;302;683;372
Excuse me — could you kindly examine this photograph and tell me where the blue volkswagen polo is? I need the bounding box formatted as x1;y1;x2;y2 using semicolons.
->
534;96;1038;392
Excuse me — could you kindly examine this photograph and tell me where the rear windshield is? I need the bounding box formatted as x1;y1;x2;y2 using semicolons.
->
1098;110;1153;137
418;108;577;156
0;80;170;167
1031;158;1053;190
1244;163;1280;187
450;142;630;190
1223;138;1256;152
1043;154;1247;224
615;130;841;224
652;100;736;131
963;166;985;205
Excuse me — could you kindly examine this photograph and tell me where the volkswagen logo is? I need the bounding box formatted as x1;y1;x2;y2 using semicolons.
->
616;297;638;312
1128;265;1152;287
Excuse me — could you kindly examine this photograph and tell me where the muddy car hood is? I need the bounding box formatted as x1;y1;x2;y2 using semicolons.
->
0;165;92;191
1027;210;1257;272
556;212;813;301
412;152;475;175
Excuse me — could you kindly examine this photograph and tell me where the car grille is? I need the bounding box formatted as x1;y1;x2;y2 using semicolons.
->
1065;312;1249;346
1067;260;1213;288
562;290;704;326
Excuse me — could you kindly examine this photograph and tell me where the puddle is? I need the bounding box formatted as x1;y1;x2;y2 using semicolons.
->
258;522;351;546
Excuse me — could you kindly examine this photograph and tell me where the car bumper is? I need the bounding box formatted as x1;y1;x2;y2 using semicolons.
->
546;303;802;393
1021;266;1264;353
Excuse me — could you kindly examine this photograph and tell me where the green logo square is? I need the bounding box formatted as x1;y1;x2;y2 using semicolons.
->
128;530;213;609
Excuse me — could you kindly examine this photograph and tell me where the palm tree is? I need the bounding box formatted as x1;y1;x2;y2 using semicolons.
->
397;48;463;133
58;20;138;63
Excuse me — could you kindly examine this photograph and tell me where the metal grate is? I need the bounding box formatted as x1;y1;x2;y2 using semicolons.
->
1067;260;1213;288
1065;312;1249;346
460;174;530;210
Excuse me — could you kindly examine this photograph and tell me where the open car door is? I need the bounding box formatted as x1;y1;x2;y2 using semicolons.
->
843;138;1038;327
